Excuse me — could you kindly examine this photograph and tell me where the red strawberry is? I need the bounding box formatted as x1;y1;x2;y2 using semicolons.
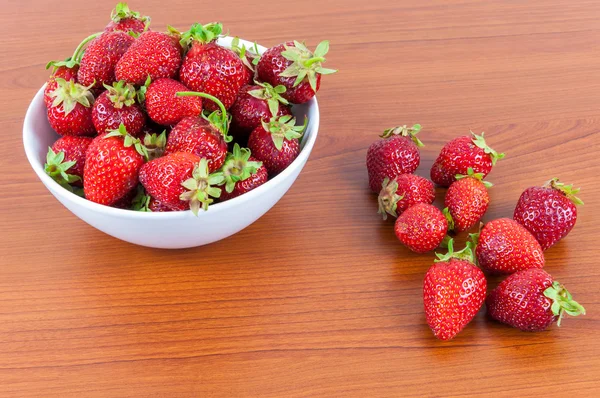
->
486;269;585;331
139;154;224;214
104;3;150;34
115;30;182;85
229;82;292;143
443;168;491;232
83;124;148;205
248;115;306;176
513;178;583;250
144;78;202;126
377;175;435;220
220;144;268;201
78;31;135;89
48;136;93;186
44;63;79;108
431;131;504;187
366;124;424;193
92;81;145;136
257;40;337;104
179;23;250;111
110;186;139;209
424;240;487;340
471;218;544;274
47;78;96;137
149;197;172;212
394;203;448;253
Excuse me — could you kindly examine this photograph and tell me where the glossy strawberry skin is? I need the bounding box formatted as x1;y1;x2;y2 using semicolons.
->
78;31;135;89
366;136;420;193
51;136;93;185
83;135;145;205
513;186;578;250
145;78;202;126
248;125;299;176
220;159;269;202
110;187;138;209
391;174;436;214
179;42;250;111
47;103;96;137
139;152;201;211
92;91;146;136
394;203;448;253
149;197;173;212
115;31;182;85
105;19;146;34
445;177;490;232
486;269;556;331
424;259;487;340
476;218;544;274
45;66;79;108
431;136;494;187
164;117;227;172
257;42;320;104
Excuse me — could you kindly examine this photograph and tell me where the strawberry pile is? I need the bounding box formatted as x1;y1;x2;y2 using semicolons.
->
367;126;586;340
43;3;336;214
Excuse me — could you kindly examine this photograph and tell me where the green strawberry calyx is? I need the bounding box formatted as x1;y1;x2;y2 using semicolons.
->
111;2;150;28
543;281;586;326
176;91;232;142
179;22;223;50
434;239;476;264
44;147;81;192
180;158;225;215
442;207;456;232
546;178;584;205
131;185;152;212
470;131;505;166
104;80;138;109
380;124;424;147
456;167;493;188
221;144;263;194
261;114;307;151
104;123;150;160
248;81;289;118
49;78;95;115
377;177;404;220
279;40;337;92
143;130;167;161
231;37;260;73
137;75;152;103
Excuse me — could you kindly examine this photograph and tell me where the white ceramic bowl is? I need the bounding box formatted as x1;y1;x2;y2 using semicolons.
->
23;37;320;249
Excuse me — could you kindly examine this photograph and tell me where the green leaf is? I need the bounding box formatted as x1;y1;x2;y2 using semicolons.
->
314;40;330;57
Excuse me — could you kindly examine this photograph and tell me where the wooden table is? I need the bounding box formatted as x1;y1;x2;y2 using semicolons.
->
1;0;599;396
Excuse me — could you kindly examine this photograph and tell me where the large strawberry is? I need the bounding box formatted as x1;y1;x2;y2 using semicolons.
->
47;78;96;137
115;30;182;85
78;31;135;89
256;40;337;104
143;78;202;126
486;269;585;331
513;178;583;250
366;124;424;193
139;154;224;214
424;240;487;340
46;136;93;189
431;131;504;187
84;124;148;205
179;23;250;111
377;174;435;220
92;81;145;136
220;144;268;201
443;168;491;232
105;2;150;34
394;203;448;253
471;218;544;274
248;114;306;176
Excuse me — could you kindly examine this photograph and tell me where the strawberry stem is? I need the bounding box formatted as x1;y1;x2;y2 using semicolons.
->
176;91;231;141
71;32;102;64
543;281;586;326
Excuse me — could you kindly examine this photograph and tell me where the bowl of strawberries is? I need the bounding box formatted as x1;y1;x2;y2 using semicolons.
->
23;3;336;249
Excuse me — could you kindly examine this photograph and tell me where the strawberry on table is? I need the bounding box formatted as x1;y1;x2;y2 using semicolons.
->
78;31;135;89
486;269;585;331
443;168;491;232
47;136;93;186
394;203;448;253
377;175;435;220
220;144;268;201
105;2;150;34
47;78;96;137
143;78;202;126
92;80;146;136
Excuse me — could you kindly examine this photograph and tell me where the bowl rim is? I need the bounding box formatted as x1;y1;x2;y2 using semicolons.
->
23;37;320;220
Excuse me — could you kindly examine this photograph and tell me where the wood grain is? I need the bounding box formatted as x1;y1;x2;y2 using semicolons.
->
1;0;599;396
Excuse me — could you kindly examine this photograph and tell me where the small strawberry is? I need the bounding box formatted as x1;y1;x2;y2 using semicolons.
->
220;144;268;201
377;175;435;220
513;178;583;250
115;30;182;85
486;269;585;331
229;82;292;142
104;2;150;34
257;40;337;104
44;62;79;108
47;78;96;137
139;154;224;214
443;168;491;232
78;31;135;89
471;218;544;274
247;115;306;176
431;131;505;187
143;78;202;126
92;81;146;136
394;203;448;253
84;124;148;205
424;239;487;340
366;124;424;193
179;23;250;111
48;136;93;186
